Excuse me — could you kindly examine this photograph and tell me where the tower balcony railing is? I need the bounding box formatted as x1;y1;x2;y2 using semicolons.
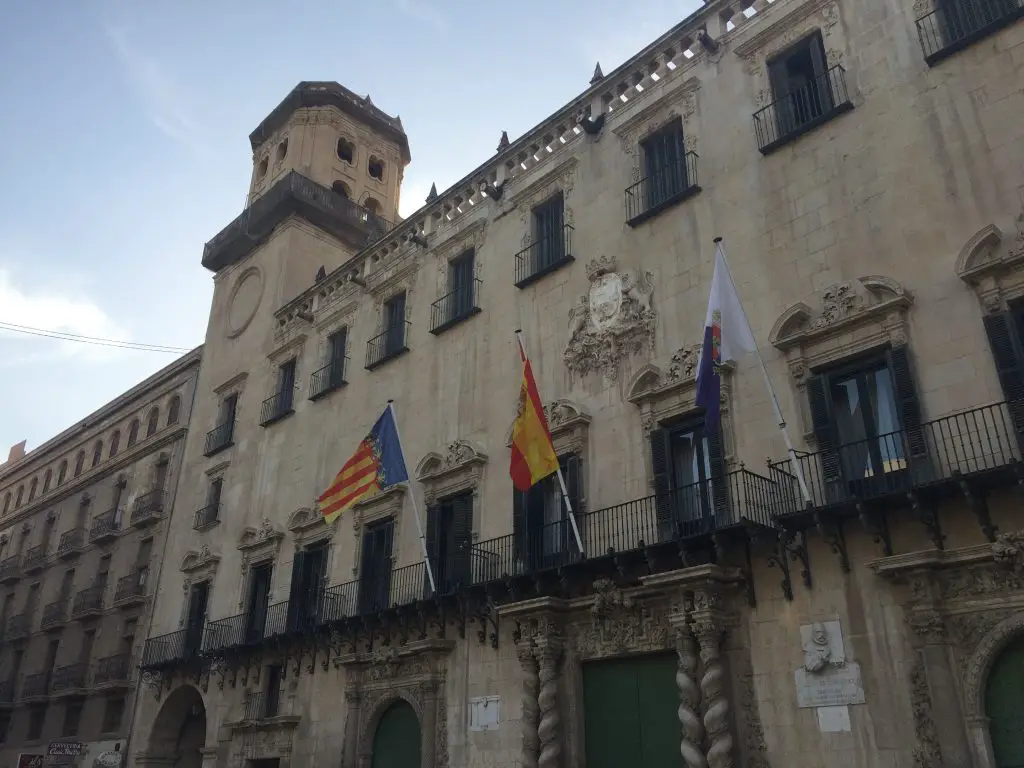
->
23;544;48;573
365;323;411;370
57;527;85;558
130;489;166;526
204;420;235;457
915;0;1024;65
309;357;349;401
430;280;482;335
259;389;295;427
0;554;21;584
89;508;123;542
514;224;574;288
752;65;853;154
625;152;701;227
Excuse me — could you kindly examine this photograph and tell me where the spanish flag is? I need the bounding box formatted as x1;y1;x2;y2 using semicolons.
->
318;404;410;524
509;339;559;492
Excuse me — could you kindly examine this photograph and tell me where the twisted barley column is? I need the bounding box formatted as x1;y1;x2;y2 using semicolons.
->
676;626;708;768
536;641;562;768
698;626;734;768
517;642;540;768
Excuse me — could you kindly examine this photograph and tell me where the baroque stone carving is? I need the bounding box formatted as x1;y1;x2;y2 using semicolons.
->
992;529;1024;574
517;637;540;768
564;254;656;379
802;622;834;673
909;656;943;768
415;439;487;506
675;620;706;768
536;636;562;768
732;652;770;768
574;594;669;658
697;623;734;768
937;563;1024;601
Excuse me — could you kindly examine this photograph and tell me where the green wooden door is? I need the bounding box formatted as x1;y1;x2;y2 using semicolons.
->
583;653;681;768
371;699;421;768
987;635;1024;767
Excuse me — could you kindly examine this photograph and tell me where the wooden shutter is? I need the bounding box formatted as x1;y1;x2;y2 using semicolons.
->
984;311;1024;447
451;493;474;588
706;425;730;523
767;55;795;139
887;345;927;458
806;374;842;483
649;428;674;543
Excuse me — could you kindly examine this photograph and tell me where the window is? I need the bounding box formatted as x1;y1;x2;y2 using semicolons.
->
42;469;52;494
363;197;382;215
337;137;354;164
146;408;159;437
184;581;210;656
57;460;67;485
101;696;125;733
368;156;385;181
62;700;83;736
244;563;273;644
28;478;37;502
332;180;351;199
127;420;140;447
27;705;46;741
512;454;580;571
449;250;477;320
636;119;692;217
275;139;288;163
74;451;85;477
263;360;296;425
287;541;328;632
265;665;283;717
311;330;348;399
60;569;75;599
202;477;223;524
109;430;120;458
167;395;181;426
15;486;23;507
220;394;238;427
383;293;407;357
426;491;473;593
920;0;1024;64
137;538;153;568
0;710;10;743
92;440;103;468
649;417;726;541
516;193;570;287
358;519;394;613
97;555;111;588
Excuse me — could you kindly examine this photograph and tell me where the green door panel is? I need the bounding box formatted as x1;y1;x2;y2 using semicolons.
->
371;699;421;768
987;635;1024;768
637;654;684;768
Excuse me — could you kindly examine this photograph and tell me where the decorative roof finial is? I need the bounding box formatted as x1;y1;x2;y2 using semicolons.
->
496;131;510;152
426;183;438;203
590;62;604;85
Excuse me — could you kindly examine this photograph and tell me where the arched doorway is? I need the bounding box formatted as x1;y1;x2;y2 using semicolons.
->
986;634;1024;766
142;685;207;768
371;699;420;768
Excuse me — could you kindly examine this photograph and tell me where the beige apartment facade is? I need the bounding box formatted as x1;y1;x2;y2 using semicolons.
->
131;0;1024;766
0;348;201;766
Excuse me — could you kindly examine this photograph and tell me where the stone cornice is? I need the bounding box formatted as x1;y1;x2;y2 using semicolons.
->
868;544;995;579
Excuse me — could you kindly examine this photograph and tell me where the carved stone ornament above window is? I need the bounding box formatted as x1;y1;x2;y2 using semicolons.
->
287;506;332;546
430;219;487;292
351;485;406;572
957;215;1024;312
180;545;220;592
504;400;591;458
415;440;488;505
510;156;578;246
238;518;284;573
613;76;700;181
564;254;656;380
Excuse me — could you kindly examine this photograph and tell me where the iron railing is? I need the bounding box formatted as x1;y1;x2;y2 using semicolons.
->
93;654;133;685
51;662;88;693
57;527;85;556
916;0;1024;63
6;611;32;640
430;279;482;334
768;400;1023;515
41;599;68;629
320;580;361;623
625;152;700;226
89;508;122;542
366;322;411;369
244;691;269;720
21;671;49;699
309;357;349;400
141;627;205;668
114;570;148;603
753;64;852;153
71;584;104;617
23;544;47;572
194;504;220;530
130;489;166;526
259;389;295;427
0;555;21;582
0;678;14;704
204;420;234;456
514;224;574;287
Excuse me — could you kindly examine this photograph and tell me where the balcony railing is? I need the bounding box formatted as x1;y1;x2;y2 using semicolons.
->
309;358;349;401
93;653;133;686
0;555;21;583
57;527;85;557
916;0;1024;64
753;64;853;154
89;508;122;542
6;610;32;640
366;322;411;370
114;570;148;605
23;544;48;573
141;626;205;668
625;152;700;226
259;390;295;427
71;584;104;618
21;671;49;699
130;489;166;526
768;400;1024;518
204;420;234;457
41;599;68;630
51;662;88;694
194;504;220;530
0;678;14;704
514;224;574;288
244;691;268;720
430;280;482;334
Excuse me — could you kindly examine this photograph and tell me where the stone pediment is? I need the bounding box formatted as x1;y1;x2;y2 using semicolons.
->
415;440;488;483
237;518;285;551
181;545;220;574
287;506;327;535
956;215;1024;311
626;343;708;404
504;399;591;458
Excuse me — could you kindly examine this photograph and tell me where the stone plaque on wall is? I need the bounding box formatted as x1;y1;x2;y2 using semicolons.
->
794;662;866;708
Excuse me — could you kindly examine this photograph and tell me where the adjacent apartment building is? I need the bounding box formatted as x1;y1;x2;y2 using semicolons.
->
0;347;201;766
131;0;1024;766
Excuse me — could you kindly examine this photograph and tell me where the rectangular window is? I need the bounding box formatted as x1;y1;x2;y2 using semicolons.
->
27;705;46;741
328;329;348;368
926;0;1024;61
96;555;111;587
45;639;60;674
245;563;273;643
512;454;580;573
358;519;394;613
265;664;283;717
137;538;153;566
0;709;10;744
641;120;688;211
101;696;126;733
532;194;566;272
121;618;138;654
27;582;40;609
426;491;474;594
449;250;476;318
184;581;209;656
62;700;83;737
220;393;238;427
287;542;328;632
766;31;833;142
384;293;407;355
207;477;223;512
60;569;75;599
278;359;297;405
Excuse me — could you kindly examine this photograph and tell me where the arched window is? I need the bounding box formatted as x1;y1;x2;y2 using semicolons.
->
331;181;351;199
2;492;9;514
91;440;103;468
363;197;382;215
276;139;288;163
74;451;85;477
367;156;385;181
57;461;67;485
166;396;181;427
337;138;354;164
42;469;52;494
28;478;38;501
109;430;121;458
15;486;23;507
257;156;268;179
146;408;159;437
128;420;140;447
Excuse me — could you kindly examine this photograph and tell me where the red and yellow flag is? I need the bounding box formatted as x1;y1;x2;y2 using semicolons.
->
510;342;559;491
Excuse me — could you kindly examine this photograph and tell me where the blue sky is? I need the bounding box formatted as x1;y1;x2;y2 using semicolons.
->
0;0;700;451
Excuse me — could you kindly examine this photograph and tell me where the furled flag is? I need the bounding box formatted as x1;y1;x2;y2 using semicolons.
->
509;339;559;492
318;403;410;524
695;242;757;430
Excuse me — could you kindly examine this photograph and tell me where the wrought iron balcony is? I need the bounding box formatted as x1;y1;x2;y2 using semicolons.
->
514;224;574;288
21;671;50;700
41;599;69;630
23;544;48;573
916;0;1024;65
93;653;133;687
204;420;234;457
0;678;14;705
71;584;104;618
259;389;295;427
320;581;360;623
244;691;269;720
114;570;148;606
625;152;700;227
89;508;122;542
194;504;220;530
365;322;411;370
430;280;482;335
51;662;88;695
0;554;21;584
57;527;85;558
141;627;204;669
6;610;32;640
130;489;166;526
309;358;349;400
752;64;853;154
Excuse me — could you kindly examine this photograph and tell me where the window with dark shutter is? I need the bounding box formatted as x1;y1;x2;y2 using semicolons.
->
532;194;565;271
385;293;407;355
767;31;832;138
358;520;394;614
649;427;673;543
642;121;687;210
984;309;1024;449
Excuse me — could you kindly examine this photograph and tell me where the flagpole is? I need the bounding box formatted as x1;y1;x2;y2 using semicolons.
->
386;400;437;593
514;331;586;556
712;238;813;506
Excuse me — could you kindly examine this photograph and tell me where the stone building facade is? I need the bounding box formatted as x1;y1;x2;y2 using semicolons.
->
131;0;1024;766
0;347;201;766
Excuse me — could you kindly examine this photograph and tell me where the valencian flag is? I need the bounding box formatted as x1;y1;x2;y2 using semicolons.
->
695;242;757;430
318;403;410;524
509;339;559;492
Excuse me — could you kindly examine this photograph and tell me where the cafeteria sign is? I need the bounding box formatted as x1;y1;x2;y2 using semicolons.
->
48;742;85;757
